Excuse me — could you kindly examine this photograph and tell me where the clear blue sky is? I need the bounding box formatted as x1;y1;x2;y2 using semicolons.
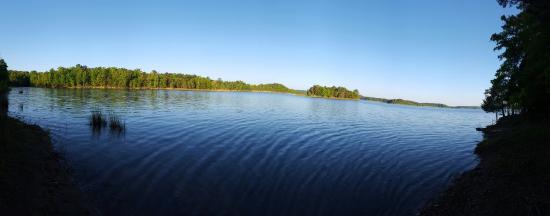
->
0;0;516;106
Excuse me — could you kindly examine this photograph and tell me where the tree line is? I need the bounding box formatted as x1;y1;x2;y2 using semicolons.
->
482;0;550;118
8;65;298;94
7;63;365;100
306;85;360;99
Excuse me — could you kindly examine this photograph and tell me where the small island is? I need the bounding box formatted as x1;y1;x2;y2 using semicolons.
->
306;85;360;100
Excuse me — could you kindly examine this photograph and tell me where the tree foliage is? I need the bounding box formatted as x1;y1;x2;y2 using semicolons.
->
306;85;360;99
0;59;9;92
8;65;365;100
482;0;550;117
8;70;31;87
0;59;9;115
8;65;298;93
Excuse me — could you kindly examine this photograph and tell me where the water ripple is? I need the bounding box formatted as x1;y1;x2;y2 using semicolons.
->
7;87;493;215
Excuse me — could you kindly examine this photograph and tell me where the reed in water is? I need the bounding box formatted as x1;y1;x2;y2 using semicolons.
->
89;110;107;129
108;113;126;133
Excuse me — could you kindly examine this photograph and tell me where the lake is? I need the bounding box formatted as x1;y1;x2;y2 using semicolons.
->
7;87;493;215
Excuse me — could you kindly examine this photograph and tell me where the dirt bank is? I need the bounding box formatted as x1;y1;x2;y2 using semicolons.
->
420;116;550;215
0;116;95;215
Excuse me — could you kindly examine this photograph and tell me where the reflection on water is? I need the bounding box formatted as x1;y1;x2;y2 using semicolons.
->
8;87;492;215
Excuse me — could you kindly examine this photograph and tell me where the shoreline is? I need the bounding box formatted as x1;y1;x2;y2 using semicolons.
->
0;115;95;215
22;86;362;101
360;97;480;109
420;115;550;215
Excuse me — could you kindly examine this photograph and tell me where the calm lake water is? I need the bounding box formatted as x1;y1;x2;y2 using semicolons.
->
8;87;493;215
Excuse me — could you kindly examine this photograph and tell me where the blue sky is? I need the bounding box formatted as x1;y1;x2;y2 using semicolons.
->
0;0;515;106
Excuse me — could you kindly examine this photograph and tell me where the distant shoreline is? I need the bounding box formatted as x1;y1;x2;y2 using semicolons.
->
8;67;358;101
18;86;475;104
8;67;473;105
361;96;480;109
18;86;364;101
64;85;303;94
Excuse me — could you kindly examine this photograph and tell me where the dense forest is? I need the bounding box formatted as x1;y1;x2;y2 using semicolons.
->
482;0;550;118
7;65;368;100
306;85;360;99
8;65;298;94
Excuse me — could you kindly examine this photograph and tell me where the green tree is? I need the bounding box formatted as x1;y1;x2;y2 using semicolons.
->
483;0;550;117
307;85;360;99
0;59;9;115
0;59;8;91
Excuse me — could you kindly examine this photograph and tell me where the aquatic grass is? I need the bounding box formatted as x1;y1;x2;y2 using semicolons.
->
108;113;126;133
89;111;126;135
89;110;107;129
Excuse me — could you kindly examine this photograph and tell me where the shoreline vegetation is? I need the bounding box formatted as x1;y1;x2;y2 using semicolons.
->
0;116;95;215
1;0;548;214
9;65;476;105
306;85;360;100
420;116;550;215
8;65;360;100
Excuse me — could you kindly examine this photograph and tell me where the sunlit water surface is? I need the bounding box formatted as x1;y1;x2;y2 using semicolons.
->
8;87;493;215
